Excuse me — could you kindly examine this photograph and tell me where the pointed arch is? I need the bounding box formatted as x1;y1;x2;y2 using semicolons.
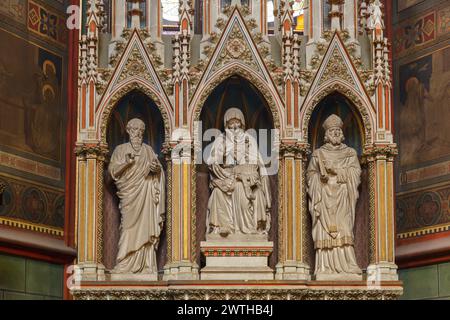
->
189;62;284;133
300;32;376;146
96;79;173;144
300;80;375;146
93;30;174;143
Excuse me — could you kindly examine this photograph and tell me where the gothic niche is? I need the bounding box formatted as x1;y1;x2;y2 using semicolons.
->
196;75;278;279
307;92;369;280
103;89;167;278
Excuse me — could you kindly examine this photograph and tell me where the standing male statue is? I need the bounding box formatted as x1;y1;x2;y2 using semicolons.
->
108;118;165;275
206;108;271;237
306;114;362;280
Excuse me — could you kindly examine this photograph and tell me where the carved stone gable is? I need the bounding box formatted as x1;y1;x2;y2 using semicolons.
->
116;44;154;85
317;47;355;87
211;23;261;75
104;31;167;98
308;33;367;97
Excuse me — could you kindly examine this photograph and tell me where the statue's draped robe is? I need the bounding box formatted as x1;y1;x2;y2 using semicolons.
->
206;130;271;235
306;143;361;275
109;143;165;273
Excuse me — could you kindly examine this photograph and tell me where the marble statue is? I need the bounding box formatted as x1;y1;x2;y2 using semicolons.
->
206;108;271;237
367;0;384;29
306;114;362;280
108;118;165;274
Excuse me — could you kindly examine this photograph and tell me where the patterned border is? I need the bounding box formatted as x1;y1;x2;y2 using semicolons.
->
397;223;450;239
27;0;66;46
202;249;272;257
0;217;63;236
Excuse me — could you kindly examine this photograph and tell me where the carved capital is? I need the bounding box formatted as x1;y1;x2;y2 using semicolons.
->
167;140;194;160
363;144;398;161
75;143;109;160
280;142;311;159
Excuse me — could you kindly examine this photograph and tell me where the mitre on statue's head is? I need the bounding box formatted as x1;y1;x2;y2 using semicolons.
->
323;114;343;131
224;107;246;128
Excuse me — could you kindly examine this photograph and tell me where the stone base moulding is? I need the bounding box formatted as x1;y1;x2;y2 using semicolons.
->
367;263;399;282
75;263;106;282
163;262;200;281
275;262;311;280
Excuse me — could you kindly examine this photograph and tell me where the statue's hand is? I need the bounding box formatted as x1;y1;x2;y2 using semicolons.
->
226;180;235;192
336;169;346;184
126;153;135;165
325;165;337;175
320;174;329;183
149;159;160;173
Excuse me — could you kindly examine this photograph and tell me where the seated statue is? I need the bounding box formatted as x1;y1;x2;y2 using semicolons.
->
306;114;362;280
108;118;165;274
206;108;271;237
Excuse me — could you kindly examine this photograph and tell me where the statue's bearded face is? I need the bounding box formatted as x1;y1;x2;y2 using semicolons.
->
127;124;145;147
226;118;243;134
324;127;344;146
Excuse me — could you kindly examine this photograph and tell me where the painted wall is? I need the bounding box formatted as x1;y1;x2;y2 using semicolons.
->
393;0;450;299
0;253;64;300
0;0;67;233
0;0;72;300
399;262;450;300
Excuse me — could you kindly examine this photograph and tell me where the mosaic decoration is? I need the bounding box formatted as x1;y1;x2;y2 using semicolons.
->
22;187;47;224
0;174;64;235
0;179;14;216
28;0;67;46
396;185;450;238
393;12;435;57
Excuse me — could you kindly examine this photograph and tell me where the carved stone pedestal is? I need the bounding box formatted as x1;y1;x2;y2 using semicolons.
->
75;263;106;282
367;263;399;282
200;235;274;280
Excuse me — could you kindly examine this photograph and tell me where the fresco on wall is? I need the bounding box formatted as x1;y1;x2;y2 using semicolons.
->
398;46;450;167
0;29;63;164
398;0;424;12
0;0;27;24
393;11;435;57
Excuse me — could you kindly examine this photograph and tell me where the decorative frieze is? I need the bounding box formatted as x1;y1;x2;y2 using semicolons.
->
72;284;402;300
